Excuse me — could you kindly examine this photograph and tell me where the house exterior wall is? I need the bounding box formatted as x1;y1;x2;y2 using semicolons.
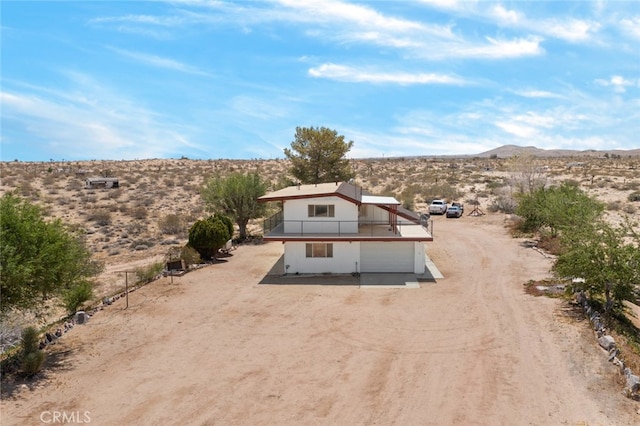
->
284;241;359;274
283;196;358;234
414;241;426;274
359;204;390;223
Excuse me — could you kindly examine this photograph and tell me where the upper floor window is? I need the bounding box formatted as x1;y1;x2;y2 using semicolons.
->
308;204;335;217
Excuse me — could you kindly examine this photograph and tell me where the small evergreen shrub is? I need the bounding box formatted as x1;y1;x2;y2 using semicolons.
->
20;327;46;377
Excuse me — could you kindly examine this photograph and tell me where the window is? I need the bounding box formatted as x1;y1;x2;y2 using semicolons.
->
308;204;335;217
305;243;333;258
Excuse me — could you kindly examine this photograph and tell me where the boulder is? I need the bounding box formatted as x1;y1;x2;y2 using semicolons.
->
598;335;616;351
75;311;89;325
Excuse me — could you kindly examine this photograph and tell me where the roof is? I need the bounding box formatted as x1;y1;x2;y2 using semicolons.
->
361;195;399;205
259;181;364;203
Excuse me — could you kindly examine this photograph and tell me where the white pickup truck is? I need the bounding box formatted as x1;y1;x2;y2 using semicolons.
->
428;199;448;215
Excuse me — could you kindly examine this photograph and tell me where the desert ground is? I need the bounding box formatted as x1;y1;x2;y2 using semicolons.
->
2;212;639;425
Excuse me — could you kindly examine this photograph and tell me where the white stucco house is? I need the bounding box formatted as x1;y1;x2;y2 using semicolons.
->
258;181;433;275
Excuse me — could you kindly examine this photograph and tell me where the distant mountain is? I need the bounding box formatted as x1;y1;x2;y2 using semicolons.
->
476;144;640;158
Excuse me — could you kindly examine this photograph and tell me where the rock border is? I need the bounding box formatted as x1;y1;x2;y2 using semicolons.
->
575;290;640;400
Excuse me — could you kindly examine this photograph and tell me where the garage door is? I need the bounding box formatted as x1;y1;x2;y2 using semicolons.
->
360;242;414;273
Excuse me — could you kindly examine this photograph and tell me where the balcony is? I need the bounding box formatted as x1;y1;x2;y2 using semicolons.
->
262;213;432;242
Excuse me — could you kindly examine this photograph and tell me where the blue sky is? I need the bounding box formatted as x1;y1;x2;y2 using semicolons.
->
1;1;639;161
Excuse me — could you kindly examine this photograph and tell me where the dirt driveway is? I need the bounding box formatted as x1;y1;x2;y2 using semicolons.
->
2;214;639;425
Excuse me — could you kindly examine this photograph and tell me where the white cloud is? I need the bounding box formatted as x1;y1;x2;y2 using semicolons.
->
513;89;563;99
441;36;544;59
308;63;466;85
619;16;640;40
495;121;538;138
595;75;640;93
492;5;521;25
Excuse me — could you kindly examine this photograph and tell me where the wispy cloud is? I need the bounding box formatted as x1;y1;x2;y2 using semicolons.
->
595;75;640;93
308;63;467;85
1;73;202;160
107;46;214;77
512;89;564;99
490;5;600;42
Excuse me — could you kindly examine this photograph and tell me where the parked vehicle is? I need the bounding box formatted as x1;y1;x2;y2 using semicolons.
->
428;199;448;215
452;202;464;213
446;206;463;218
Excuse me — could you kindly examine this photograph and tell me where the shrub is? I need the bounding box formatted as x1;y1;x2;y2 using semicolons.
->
606;201;622;211
628;192;640;202
158;214;185;235
134;262;164;284
20;327;46;376
180;245;202;266
130;206;148;220
88;209;112;226
488;195;517;214
62;282;94;314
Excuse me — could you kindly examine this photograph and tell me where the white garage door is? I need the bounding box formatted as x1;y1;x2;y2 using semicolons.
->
360;242;414;273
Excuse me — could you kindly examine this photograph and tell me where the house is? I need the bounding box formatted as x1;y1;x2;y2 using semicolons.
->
258;181;433;275
85;177;119;189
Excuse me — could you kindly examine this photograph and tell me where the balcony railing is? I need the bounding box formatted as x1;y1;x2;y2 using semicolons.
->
263;210;284;235
263;219;416;237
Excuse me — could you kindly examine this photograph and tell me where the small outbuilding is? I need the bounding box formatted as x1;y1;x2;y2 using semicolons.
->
85;177;119;189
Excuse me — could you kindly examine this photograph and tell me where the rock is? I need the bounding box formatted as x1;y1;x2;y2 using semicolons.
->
598;335;616;351
625;375;640;393
75;311;89;325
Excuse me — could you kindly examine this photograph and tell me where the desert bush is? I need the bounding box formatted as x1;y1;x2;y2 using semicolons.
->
180;245;202;266
20;326;46;377
108;188;123;199
423;182;461;203
158;214;185;235
62;282;93;314
88;208;112;226
488;194;517;214
130;206;148;220
628;192;640;202
134;262;164;284
606;201;622;211
622;204;637;214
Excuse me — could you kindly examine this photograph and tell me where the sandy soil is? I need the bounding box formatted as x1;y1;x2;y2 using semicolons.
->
2;214;639;425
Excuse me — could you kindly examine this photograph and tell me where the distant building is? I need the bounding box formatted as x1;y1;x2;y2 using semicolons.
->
85;177;119;189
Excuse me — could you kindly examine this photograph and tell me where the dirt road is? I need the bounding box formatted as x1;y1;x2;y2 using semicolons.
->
2;214;638;425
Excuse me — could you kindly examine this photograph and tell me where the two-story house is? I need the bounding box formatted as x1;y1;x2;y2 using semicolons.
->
258;181;433;275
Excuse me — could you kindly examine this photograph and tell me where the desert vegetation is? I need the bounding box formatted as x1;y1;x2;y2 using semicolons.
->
1;154;639;301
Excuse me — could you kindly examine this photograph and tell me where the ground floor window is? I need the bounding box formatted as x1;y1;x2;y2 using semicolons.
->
305;243;333;258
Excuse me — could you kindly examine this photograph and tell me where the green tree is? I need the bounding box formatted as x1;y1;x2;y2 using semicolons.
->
554;220;639;316
0;194;103;316
187;214;232;260
516;182;604;237
284;126;354;184
201;173;266;240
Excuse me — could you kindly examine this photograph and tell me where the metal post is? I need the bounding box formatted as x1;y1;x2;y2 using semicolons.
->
125;271;129;309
